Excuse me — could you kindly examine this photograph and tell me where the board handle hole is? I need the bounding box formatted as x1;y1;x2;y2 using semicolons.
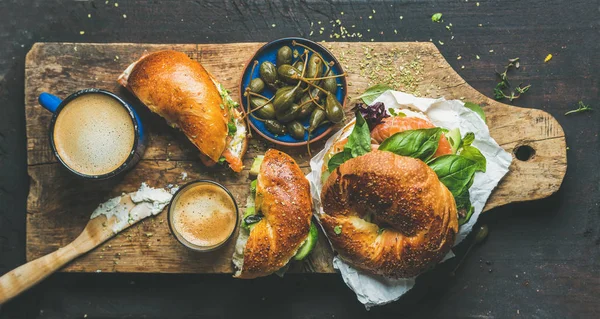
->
514;145;535;161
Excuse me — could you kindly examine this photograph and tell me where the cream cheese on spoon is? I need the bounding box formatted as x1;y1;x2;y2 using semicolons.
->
90;183;174;233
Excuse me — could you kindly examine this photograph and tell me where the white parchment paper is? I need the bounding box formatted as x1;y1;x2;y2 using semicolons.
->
306;91;513;309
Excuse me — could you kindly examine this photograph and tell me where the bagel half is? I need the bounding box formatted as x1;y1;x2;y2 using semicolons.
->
118;50;248;172
233;150;313;279
320;150;458;278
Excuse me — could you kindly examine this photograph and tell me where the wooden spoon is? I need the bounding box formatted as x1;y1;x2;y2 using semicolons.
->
0;194;155;304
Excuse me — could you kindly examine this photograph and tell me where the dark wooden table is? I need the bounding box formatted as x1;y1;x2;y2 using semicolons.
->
1;0;598;318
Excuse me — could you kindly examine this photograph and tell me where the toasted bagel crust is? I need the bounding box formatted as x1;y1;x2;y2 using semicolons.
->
118;50;247;170
235;149;313;279
320;150;458;278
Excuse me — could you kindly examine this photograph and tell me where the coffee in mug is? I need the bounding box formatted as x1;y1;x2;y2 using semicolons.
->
39;89;145;179
53;93;135;176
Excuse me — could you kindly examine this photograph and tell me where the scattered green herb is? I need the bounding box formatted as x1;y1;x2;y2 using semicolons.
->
388;108;406;117
218;156;226;164
493;58;531;102
379;128;443;162
565;101;593;115
334;225;342;235
355;84;393;105
431;13;443;23
227;119;237;136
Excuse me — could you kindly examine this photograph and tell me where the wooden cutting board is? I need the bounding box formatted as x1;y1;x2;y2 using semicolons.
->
24;42;566;273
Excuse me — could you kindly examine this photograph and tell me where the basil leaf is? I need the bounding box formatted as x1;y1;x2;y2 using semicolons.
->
328;150;352;172
345;112;371;157
459;145;487;172
356;84;393;105
462;132;475;146
455;174;475;226
379;128;443;162
327;112;372;172
428;155;478;197
464;102;486;123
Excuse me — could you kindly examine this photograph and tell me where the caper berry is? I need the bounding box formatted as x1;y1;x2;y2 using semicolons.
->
325;93;344;124
249;78;265;93
259;61;277;85
287;121;306;140
276;46;293;66
277;64;302;85
308;108;326;133
276;103;301;123
264;120;287;136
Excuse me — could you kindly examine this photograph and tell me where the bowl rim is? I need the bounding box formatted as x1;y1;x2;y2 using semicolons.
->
238;37;347;147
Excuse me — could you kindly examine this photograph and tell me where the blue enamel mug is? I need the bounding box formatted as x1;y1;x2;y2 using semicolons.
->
39;88;146;180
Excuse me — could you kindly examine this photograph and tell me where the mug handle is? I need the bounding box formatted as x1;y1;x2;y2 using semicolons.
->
38;92;63;113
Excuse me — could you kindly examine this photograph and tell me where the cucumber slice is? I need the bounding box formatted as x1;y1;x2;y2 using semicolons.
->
250;180;257;194
446;127;462;154
249;155;264;177
293;221;319;261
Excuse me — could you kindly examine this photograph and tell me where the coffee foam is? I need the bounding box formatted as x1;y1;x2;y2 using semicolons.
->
53;93;135;176
171;183;237;248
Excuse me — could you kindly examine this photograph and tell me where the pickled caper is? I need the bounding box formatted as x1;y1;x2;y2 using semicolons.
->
254;102;276;119
264;120;287;136
325;93;344;124
273;86;300;112
308;108;326;133
276;46;293;66
259;61;277;85
249;78;265;93
250;96;268;109
249;97;275;120
297;94;318;119
308;86;324;99
293;60;305;74
305;54;323;80
277;64;302;84
276;103;301;123
322;71;338;94
287;121;306;140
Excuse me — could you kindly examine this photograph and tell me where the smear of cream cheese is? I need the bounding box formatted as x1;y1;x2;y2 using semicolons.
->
232;195;253;275
90;183;173;233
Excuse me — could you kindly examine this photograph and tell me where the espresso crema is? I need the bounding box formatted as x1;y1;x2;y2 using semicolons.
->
53;93;135;176
170;182;237;249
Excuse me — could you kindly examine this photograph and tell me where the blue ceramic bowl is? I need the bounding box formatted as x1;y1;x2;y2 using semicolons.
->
239;37;347;146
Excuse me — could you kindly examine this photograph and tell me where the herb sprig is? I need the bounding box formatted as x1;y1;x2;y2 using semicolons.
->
493;58;531;102
565;101;593;116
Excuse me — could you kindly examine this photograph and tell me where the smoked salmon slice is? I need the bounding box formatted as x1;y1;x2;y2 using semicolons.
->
370;116;453;157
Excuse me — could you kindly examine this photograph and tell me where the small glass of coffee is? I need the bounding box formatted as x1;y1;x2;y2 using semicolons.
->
39;89;145;179
168;180;239;252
